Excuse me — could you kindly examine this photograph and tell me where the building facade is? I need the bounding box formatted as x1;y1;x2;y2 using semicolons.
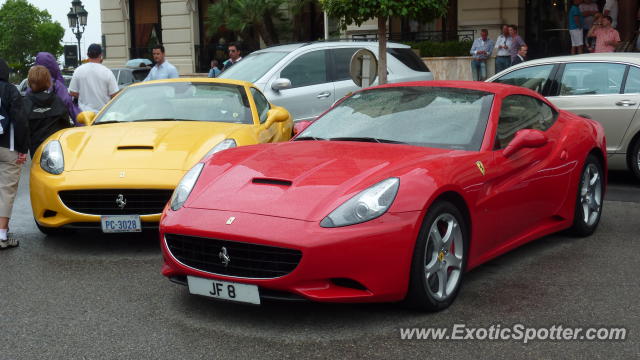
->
101;0;639;74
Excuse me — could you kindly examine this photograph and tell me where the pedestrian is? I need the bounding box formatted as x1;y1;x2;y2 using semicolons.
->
144;45;179;81
68;44;119;113
26;52;80;125
222;43;242;71
569;0;585;54
23;65;71;157
508;25;526;65
580;0;599;50
511;45;528;65
588;15;620;53
0;58;28;250
494;25;512;73
603;0;618;28
208;59;221;78
586;12;603;52
469;29;494;81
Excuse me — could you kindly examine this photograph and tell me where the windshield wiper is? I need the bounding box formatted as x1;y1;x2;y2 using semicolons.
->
132;118;176;122
133;118;200;122
295;136;326;141
93;120;120;125
329;137;407;144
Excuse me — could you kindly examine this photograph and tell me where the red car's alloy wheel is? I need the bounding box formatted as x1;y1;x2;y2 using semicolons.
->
405;201;468;311
569;154;604;237
424;213;464;301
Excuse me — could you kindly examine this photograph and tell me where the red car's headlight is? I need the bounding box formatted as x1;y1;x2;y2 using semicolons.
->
170;162;204;211
320;178;400;228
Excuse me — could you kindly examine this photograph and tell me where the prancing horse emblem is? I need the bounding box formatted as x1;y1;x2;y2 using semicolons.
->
219;247;231;267
116;194;127;209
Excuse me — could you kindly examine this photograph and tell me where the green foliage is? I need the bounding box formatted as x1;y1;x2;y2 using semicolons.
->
206;0;286;46
0;0;65;77
319;0;449;30
405;40;473;57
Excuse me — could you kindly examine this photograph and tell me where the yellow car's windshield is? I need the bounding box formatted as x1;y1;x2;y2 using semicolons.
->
95;82;253;124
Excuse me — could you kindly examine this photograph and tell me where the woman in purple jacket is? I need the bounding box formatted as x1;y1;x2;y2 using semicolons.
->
26;52;81;125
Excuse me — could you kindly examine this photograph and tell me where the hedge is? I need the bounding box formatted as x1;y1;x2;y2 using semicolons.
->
404;40;474;57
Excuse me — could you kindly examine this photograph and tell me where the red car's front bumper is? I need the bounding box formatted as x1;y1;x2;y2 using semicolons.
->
159;207;423;303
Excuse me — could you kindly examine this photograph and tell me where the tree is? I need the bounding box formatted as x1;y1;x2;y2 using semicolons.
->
206;0;286;48
0;0;65;77
319;0;448;84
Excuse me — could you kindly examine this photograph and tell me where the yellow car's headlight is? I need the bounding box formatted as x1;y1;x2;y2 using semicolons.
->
40;140;64;175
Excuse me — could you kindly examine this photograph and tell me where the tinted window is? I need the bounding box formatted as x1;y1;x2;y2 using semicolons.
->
280;50;328;88
118;70;133;85
132;69;150;82
624;66;640;94
559;62;625;96
250;88;270;123
493;65;554;93
496;95;557;149
387;48;430;72
300;87;494;151
330;48;358;81
219;51;288;83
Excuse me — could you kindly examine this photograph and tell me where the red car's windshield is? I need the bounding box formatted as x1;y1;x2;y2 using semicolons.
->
299;87;494;151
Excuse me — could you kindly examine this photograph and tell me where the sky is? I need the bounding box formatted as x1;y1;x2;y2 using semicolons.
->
0;0;102;57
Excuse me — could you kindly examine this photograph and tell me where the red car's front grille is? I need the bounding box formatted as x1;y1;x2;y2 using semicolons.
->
164;234;302;279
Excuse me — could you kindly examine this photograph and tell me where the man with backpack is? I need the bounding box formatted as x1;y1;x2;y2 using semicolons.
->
0;58;28;249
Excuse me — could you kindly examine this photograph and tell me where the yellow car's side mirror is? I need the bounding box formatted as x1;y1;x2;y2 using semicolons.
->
264;107;290;128
77;111;97;126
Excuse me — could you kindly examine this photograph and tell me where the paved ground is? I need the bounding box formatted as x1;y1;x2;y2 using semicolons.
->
1;165;638;359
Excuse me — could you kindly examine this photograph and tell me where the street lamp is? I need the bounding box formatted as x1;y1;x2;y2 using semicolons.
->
67;0;88;65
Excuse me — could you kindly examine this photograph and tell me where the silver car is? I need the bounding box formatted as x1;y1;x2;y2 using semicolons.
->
487;53;640;179
218;41;433;122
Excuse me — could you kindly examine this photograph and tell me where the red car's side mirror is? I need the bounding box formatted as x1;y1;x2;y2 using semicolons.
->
503;129;548;157
292;120;313;138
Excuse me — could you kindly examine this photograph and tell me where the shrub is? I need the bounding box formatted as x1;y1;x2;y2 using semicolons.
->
404;40;474;57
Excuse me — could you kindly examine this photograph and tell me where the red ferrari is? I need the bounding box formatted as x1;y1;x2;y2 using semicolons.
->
159;81;606;311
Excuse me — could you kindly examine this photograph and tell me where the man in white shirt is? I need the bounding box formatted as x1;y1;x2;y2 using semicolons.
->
603;0;618;28
68;44;119;114
494;25;512;74
144;45;179;81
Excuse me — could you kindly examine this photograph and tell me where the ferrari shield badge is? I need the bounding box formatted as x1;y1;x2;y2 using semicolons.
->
226;216;236;225
476;161;486;176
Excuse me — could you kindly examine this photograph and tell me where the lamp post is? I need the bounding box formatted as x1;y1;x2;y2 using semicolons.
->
67;0;88;65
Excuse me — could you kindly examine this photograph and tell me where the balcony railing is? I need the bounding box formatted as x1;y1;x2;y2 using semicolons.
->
347;30;475;43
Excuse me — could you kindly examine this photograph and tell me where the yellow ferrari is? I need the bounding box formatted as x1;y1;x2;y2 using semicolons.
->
30;78;293;234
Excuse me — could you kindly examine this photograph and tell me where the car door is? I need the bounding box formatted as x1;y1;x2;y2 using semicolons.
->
485;94;571;246
268;49;333;122
250;88;277;143
547;62;637;153
329;47;361;103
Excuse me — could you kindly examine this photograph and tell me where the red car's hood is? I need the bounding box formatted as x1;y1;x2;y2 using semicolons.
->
186;141;457;221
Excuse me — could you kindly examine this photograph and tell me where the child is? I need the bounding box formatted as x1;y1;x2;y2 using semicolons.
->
24;65;71;157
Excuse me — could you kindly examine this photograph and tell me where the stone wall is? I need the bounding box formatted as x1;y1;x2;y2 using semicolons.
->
100;0;130;68
422;56;498;81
